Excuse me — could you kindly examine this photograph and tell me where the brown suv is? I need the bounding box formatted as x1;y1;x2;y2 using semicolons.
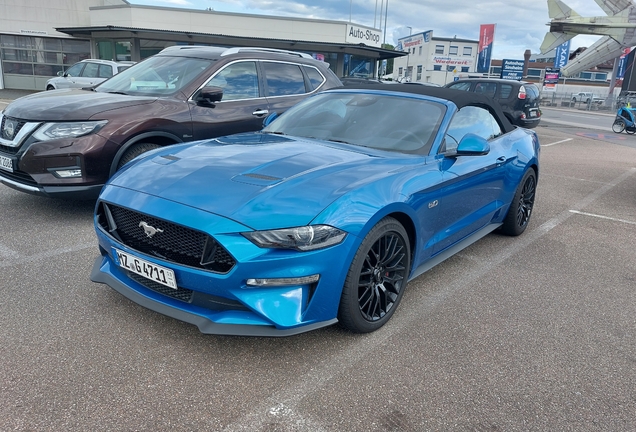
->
0;46;342;199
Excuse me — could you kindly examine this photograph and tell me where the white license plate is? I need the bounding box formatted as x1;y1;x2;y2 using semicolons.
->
113;248;177;289
529;110;537;118
0;154;13;172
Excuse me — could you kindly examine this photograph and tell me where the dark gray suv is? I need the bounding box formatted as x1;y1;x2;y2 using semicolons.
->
445;78;541;128
0;46;342;199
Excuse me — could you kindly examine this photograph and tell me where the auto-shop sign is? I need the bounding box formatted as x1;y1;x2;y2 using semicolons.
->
432;56;473;66
500;59;524;80
346;24;382;48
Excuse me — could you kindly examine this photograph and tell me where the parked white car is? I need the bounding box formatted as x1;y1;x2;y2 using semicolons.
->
46;59;135;90
571;92;603;104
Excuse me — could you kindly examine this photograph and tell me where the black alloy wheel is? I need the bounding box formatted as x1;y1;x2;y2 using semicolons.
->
500;169;537;236
338;217;410;333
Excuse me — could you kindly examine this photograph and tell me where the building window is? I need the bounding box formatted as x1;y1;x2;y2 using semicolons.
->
461;66;469;73
447;65;455;72
398;67;403;75
433;65;442;71
463;47;472;56
594;72;607;81
449;46;458;55
1;34;90;90
419;46;422;55
417;65;422;80
579;72;592;80
527;68;541;77
435;45;444;54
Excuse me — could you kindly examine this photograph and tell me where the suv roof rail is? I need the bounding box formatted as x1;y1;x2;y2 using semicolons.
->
220;47;313;59
159;45;212;52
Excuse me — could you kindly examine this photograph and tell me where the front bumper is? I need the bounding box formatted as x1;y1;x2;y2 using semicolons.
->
0;132;113;199
90;256;337;336
90;186;360;336
0;173;103;199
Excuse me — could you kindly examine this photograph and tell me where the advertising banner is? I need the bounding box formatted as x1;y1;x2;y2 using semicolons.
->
553;40;571;69
397;31;432;53
477;24;496;73
543;67;560;92
617;47;632;79
500;59;524;80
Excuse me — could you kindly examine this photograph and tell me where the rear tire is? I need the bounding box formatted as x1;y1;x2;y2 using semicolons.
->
500;169;536;236
117;143;161;170
338;217;410;333
612;119;626;133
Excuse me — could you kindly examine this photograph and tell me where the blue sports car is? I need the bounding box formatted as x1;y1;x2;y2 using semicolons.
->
90;84;540;336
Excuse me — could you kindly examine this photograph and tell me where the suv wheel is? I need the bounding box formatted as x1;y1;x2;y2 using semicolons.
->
117;143;161;170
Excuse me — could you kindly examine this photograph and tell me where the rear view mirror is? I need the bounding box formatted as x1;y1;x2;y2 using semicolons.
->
263;112;278;127
455;133;490;156
194;86;224;106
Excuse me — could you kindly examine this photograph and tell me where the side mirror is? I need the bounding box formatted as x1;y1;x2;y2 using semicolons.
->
57;71;64;77
263;112;278;127
194;86;223;106
455;133;490;156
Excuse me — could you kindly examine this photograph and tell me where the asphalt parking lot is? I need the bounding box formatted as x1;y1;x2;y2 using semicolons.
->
1;108;636;430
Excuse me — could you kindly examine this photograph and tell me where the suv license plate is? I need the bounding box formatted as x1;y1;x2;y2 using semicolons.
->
113;248;177;289
0;154;14;172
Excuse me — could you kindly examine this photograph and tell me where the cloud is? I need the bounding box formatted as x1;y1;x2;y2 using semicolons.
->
132;0;614;58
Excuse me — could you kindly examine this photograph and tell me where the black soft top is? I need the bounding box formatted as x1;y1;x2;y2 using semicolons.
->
338;83;516;134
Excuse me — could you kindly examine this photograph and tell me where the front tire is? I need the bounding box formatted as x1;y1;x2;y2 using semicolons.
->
117;143;161;170
46;85;55;91
338;217;411;333
500;169;537;236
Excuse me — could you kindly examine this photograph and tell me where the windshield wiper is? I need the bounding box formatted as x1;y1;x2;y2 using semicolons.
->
263;131;286;135
107;91;128;95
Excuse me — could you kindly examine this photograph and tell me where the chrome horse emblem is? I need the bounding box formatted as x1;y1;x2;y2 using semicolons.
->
139;221;164;238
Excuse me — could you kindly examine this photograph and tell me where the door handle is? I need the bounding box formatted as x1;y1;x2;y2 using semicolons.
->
252;109;269;116
496;156;506;165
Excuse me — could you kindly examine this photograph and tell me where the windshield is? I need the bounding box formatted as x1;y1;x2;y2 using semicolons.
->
264;91;446;154
96;56;213;96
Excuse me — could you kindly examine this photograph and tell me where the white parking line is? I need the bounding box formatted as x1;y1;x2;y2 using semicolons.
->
542;138;573;147
0;243;20;259
569;210;636;226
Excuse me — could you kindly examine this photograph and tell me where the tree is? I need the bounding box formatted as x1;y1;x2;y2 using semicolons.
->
382;43;395;76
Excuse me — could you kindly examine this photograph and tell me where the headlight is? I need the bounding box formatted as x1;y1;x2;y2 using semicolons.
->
33;120;108;141
242;225;347;251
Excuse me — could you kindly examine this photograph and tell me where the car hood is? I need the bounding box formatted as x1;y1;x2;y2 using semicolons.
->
108;133;411;230
3;89;157;121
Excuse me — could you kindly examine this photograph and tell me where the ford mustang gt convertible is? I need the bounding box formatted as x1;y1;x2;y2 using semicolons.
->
90;84;540;336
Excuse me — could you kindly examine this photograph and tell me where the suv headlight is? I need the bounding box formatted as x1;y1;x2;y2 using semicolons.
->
33;120;108;141
242;225;347;251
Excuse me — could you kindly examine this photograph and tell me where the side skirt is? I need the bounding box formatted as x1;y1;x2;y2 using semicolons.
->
409;223;502;281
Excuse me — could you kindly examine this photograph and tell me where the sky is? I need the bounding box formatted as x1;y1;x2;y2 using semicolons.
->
127;0;609;59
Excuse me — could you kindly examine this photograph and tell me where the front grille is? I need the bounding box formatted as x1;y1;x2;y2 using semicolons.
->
0;116;27;153
127;271;194;302
98;202;236;273
0;165;38;186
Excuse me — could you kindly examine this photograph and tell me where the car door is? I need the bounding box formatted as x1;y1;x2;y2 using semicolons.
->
73;61;100;88
261;61;311;115
434;105;510;253
58;62;85;89
189;60;271;140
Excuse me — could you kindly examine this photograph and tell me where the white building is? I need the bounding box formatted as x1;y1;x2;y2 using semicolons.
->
0;0;401;90
392;31;479;86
